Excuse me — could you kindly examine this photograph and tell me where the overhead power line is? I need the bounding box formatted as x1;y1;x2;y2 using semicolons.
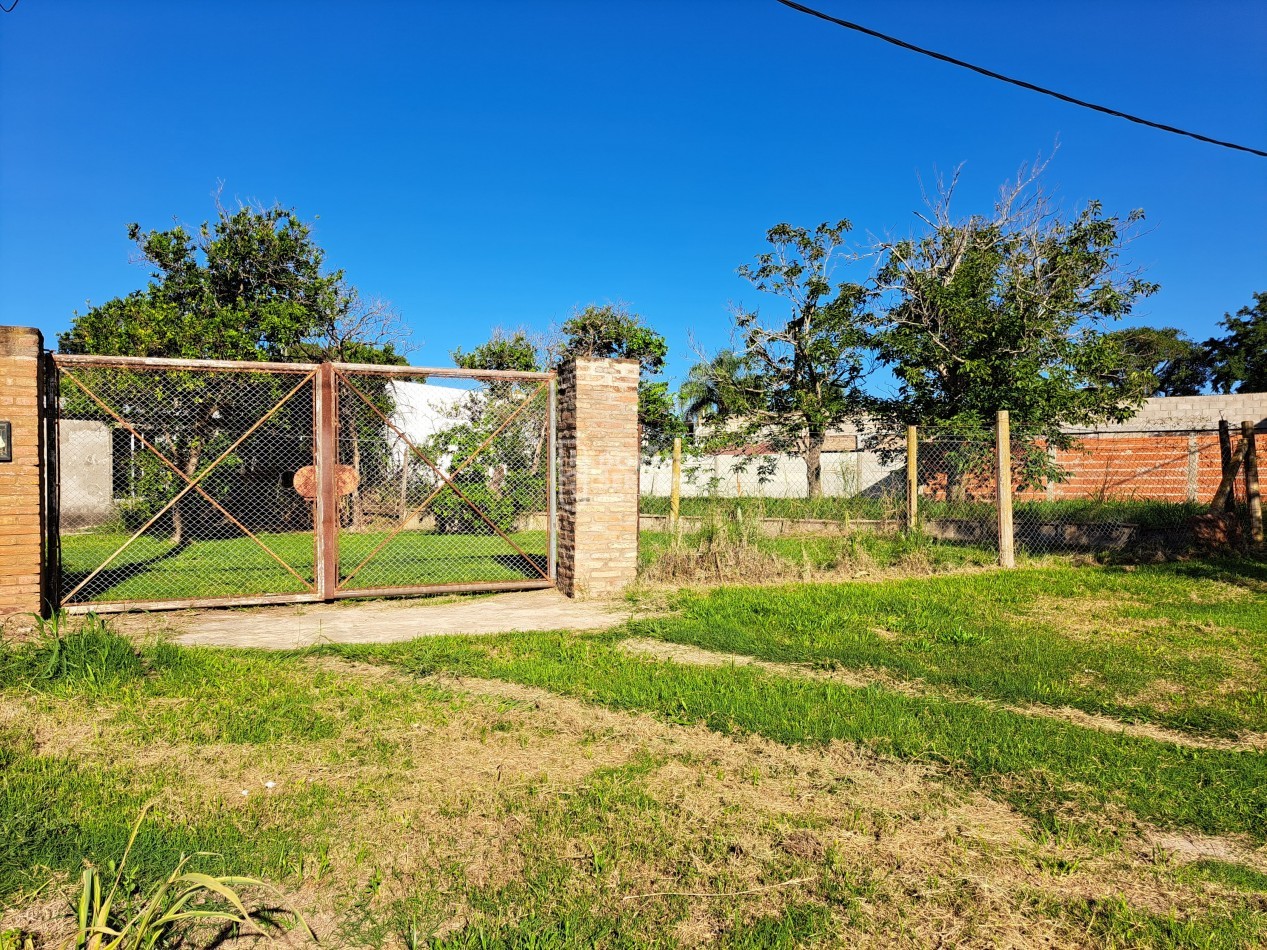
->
774;0;1267;159
0;0;19;13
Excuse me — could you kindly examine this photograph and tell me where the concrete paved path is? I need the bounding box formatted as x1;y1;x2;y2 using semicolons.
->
162;589;629;649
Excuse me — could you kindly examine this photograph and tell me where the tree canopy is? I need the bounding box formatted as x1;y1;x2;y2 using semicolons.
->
1102;327;1209;397
456;308;682;452
683;163;1168;498
690;221;873;497
452;329;544;374
57;199;404;543
869;165;1158;439
1206;291;1267;394
60;202;348;361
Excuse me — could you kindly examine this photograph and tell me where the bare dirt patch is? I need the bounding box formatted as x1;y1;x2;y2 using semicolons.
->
1144;831;1267;870
1014;596;1148;642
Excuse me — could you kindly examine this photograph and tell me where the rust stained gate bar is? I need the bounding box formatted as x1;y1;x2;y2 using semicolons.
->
51;352;558;612
315;361;340;600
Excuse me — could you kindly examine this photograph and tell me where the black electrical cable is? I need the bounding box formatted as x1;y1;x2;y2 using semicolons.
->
775;0;1267;159
0;1;20;13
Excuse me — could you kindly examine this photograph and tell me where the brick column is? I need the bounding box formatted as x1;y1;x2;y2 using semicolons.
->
0;326;49;619
556;357;639;598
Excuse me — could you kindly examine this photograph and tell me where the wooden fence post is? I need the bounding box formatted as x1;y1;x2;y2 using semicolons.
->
906;425;918;532
669;436;682;535
1244;421;1263;545
1218;420;1235;512
996;410;1015;568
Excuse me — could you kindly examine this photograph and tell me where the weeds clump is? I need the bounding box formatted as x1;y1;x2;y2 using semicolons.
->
64;805;312;950
641;509;792;584
0;614;146;694
639;523;996;586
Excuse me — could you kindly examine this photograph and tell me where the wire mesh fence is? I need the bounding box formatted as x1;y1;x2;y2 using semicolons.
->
1011;429;1240;554
639;426;908;528
53;356;556;608
640;421;1260;560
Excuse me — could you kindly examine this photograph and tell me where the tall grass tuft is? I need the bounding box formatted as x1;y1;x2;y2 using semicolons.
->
641;507;789;583
65;806;312;950
0;613;145;693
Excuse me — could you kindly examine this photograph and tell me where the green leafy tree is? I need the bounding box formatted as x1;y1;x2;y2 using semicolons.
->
692;222;873;498
1205;292;1267;394
453;328;544;374
679;349;745;427
870;164;1159;495
58;199;386;543
418;330;550;538
1103;327;1209;397
60;201;343;361
556;304;683;452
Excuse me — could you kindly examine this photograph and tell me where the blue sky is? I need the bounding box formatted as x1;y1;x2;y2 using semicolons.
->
2;0;1264;390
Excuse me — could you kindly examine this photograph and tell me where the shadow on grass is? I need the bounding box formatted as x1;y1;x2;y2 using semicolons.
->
1149;552;1267;593
492;551;549;579
60;537;193;603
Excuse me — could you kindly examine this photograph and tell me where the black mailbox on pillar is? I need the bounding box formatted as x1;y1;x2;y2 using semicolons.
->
0;421;11;462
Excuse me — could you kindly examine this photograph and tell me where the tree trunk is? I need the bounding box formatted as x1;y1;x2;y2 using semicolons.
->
171;440;201;546
947;464;968;506
349;423;365;530
804;434;824;500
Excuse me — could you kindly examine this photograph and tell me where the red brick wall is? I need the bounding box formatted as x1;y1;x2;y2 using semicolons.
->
0;326;47;618
919;431;1232;504
1038;433;1223;503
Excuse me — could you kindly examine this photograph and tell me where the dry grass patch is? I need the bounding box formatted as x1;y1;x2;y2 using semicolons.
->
4;651;1263;948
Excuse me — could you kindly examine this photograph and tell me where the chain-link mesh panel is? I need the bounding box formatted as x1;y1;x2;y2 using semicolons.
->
640;426;908;526
641;421;1258;559
912;429;999;547
334;370;551;591
1011;429;1246;554
55;359;317;605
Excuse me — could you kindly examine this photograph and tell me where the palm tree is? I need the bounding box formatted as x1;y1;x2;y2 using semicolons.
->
678;350;745;429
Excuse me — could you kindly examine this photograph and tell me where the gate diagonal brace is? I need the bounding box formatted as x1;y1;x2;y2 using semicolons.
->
336;372;552;585
58;367;318;604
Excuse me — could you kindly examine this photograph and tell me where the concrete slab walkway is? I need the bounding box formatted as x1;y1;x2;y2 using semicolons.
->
160;589;629;649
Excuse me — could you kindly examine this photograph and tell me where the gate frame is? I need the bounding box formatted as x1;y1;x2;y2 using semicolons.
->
321;360;558;602
48;353;558;613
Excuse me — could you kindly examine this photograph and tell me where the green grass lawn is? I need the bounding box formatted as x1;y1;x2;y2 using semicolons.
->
59;529;548;603
628;559;1267;739
4;558;1266;948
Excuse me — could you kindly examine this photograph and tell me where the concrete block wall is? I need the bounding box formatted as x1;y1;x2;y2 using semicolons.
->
556;357;640;598
0;326;47;618
1067;393;1267;433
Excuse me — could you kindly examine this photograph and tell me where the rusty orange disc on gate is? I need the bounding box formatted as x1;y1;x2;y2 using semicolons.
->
292;465;359;499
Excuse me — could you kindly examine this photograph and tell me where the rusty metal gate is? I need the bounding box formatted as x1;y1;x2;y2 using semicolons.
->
50;354;556;612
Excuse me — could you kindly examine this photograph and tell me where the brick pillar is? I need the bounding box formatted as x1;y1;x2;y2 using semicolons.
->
556;357;639;598
0;326;49;619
